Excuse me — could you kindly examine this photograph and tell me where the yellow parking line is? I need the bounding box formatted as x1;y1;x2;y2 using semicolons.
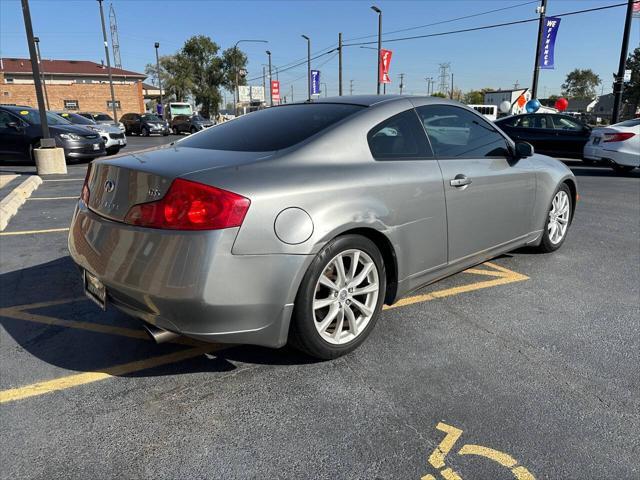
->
384;264;528;311
0;302;203;347
0;227;69;236
28;196;78;201
0;345;216;404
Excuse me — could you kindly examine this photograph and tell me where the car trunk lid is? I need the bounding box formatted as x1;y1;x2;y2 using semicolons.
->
86;144;273;222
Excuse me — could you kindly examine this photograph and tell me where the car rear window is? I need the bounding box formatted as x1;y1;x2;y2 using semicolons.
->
180;103;365;152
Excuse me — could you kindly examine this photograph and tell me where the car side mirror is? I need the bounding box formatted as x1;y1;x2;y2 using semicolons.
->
7;121;24;131
514;141;534;158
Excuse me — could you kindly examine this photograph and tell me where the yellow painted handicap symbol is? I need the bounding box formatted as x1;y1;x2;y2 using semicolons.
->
422;422;535;480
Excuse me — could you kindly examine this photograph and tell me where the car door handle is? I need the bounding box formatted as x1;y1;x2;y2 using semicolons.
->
450;175;472;188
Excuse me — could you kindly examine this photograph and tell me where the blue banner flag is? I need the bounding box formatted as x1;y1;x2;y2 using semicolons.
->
311;70;321;96
538;16;561;70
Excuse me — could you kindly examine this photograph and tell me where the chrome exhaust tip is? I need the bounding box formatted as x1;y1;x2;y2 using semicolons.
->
143;324;180;344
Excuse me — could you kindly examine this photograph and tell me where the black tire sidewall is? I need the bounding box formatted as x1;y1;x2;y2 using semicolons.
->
290;234;386;360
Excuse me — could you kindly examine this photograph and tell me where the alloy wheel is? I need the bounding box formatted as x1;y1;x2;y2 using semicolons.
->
548;190;570;245
312;249;380;345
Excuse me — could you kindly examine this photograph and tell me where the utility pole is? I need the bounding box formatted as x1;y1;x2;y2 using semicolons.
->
262;66;266;107
425;77;432;95
291;84;294;103
399;73;405;95
450;73;454;99
109;3;122;69
301;35;311;101
611;0;635;123
371;6;382;95
154;42;163;117
350;79;354;95
321;83;327;97
233;39;268;115
97;0;118;124
33;37;49;110
20;0;51;145
531;0;547;99
266;50;272;106
513;81;521;90
338;32;343;96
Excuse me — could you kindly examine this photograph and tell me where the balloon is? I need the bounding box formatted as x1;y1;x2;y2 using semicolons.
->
555;97;569;112
525;99;541;113
517;95;527;108
499;100;511;114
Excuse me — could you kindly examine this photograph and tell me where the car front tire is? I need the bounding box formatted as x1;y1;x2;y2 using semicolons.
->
289;234;386;360
141;127;149;137
536;183;572;253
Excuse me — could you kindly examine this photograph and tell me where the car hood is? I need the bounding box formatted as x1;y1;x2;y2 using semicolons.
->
50;124;100;136
90;124;122;134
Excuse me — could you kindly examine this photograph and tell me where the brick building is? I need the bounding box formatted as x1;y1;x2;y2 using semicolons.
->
0;58;146;115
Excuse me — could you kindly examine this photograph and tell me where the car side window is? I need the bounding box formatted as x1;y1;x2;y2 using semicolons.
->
550;116;582;131
367;109;433;160
0;111;16;128
416;105;510;159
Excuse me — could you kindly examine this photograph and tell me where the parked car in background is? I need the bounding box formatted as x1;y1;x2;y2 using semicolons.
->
170;114;214;134
495;113;592;158
52;111;126;155
583;118;639;173
69;96;577;360
0;106;105;162
77;112;125;133
120;112;169;136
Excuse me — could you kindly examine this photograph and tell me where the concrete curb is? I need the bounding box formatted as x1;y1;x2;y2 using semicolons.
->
0;176;43;231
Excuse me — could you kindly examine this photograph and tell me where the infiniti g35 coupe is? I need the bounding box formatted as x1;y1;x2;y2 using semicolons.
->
69;96;577;359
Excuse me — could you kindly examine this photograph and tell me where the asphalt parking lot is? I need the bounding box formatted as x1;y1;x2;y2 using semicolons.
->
1;136;638;479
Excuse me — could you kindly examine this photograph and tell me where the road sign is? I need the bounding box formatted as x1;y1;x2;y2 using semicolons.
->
238;85;265;103
623;69;632;83
271;80;280;103
311;70;320;96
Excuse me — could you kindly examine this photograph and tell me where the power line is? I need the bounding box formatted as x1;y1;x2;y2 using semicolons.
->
343;2;630;47
344;0;538;42
245;48;337;83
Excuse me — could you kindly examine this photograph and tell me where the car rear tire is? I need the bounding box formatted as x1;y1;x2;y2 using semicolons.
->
536;183;572;253
289;235;386;360
611;164;634;174
172;127;179;135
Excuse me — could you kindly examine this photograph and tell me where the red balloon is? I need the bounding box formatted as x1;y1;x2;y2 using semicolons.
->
555;98;569;112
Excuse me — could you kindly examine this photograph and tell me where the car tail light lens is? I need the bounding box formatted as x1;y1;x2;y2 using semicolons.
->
81;163;92;204
124;178;250;230
603;132;635;143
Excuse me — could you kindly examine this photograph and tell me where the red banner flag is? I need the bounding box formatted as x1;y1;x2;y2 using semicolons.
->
379;49;393;84
271;80;280;103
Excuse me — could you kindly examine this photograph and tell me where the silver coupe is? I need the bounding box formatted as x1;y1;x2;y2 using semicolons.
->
69;96;577;359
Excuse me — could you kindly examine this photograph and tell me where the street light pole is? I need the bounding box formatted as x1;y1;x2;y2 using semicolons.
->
233;39;268;116
338;32;343;96
97;0;118;124
530;0;547;99
266;50;272;106
371;5;382;95
20;0;51;146
154;42;163;117
611;0;635;123
301;35;311;101
33;37;49;110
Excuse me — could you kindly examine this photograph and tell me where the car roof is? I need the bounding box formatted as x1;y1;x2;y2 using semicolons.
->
282;95;465;108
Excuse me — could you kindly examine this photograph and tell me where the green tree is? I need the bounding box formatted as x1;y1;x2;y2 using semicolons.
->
431;92;447;98
463;90;484;104
145;54;193;102
181;35;224;117
620;46;640;117
561;69;601;99
221;47;248;92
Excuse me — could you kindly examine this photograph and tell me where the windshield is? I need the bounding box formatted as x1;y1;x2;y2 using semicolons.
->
180;103;365;152
192;115;206;122
613;118;640;128
58;112;95;125
142;114;162;121
93;114;113;121
12;109;72;126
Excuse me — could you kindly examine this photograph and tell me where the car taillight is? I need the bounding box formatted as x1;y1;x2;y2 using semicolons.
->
124;178;250;230
603;132;635;143
81;163;92;204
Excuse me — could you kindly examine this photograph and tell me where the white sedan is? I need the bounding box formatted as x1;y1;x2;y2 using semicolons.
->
584;118;640;173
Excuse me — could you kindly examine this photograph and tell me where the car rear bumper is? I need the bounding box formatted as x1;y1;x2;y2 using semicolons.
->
68;203;312;348
583;145;639;167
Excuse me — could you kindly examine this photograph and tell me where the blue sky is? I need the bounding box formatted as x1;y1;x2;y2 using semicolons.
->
1;0;638;101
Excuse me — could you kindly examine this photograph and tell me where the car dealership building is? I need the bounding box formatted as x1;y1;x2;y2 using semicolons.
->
0;57;146;114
